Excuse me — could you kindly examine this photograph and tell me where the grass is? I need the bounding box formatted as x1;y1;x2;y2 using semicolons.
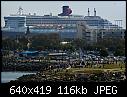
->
101;64;125;69
58;63;125;75
40;63;125;78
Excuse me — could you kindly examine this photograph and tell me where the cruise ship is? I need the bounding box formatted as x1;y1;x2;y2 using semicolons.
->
2;6;125;42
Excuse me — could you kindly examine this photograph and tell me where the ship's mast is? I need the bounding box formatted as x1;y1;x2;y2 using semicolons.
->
17;6;23;15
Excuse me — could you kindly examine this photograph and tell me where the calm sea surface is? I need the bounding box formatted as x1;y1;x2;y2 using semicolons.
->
1;72;36;83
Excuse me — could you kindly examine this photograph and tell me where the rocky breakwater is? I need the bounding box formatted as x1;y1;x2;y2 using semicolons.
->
10;69;126;82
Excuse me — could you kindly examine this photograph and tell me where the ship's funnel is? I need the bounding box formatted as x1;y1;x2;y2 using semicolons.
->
58;6;72;16
63;6;69;14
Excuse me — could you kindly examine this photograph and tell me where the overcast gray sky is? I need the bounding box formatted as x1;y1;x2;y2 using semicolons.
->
1;1;126;29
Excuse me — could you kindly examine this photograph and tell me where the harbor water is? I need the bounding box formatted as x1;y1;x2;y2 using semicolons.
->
1;72;36;83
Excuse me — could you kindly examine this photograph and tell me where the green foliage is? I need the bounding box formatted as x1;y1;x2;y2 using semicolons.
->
114;49;125;56
96;38;125;52
100;48;108;57
73;39;86;49
31;33;60;50
60;43;75;52
2;34;125;53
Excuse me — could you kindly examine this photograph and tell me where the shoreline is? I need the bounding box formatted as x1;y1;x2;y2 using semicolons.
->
9;67;126;82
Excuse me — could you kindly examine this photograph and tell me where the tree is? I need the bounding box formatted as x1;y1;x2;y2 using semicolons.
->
73;39;86;50
100;48;108;57
30;33;60;50
114;49;125;56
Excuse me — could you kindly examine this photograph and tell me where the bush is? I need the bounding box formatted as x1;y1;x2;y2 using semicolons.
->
100;49;108;57
114;49;125;56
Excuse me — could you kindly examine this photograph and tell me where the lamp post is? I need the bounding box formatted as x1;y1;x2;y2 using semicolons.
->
25;26;31;51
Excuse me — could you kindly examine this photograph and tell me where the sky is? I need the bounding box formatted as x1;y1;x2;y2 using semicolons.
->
1;1;126;29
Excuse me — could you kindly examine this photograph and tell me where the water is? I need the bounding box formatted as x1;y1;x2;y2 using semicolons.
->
1;71;36;83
